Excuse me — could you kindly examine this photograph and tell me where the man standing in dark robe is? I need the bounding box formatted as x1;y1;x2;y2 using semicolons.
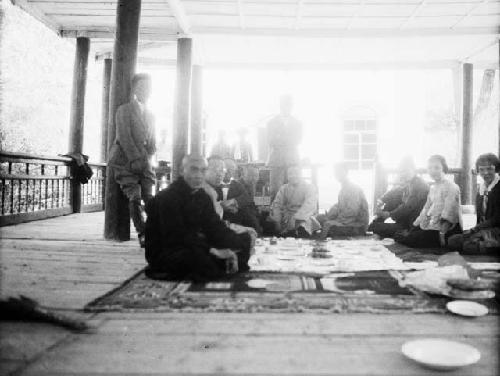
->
145;155;253;282
206;156;262;234
108;74;156;247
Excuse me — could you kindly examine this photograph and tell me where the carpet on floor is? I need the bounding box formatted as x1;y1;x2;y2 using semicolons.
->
86;270;456;313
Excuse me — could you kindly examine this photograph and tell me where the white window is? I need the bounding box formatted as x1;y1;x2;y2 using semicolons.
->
343;118;377;170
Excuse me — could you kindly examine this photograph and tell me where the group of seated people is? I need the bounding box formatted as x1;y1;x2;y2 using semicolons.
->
371;153;500;255
144;152;500;281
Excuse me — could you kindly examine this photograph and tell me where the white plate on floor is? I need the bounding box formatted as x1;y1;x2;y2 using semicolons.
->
402;339;480;371
446;300;489;317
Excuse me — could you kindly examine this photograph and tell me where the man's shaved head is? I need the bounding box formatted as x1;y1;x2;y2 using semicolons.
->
206;156;225;186
287;165;302;186
182;154;206;169
181;154;208;189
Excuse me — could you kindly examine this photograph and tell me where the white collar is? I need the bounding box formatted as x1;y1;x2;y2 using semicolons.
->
134;97;145;112
479;174;500;195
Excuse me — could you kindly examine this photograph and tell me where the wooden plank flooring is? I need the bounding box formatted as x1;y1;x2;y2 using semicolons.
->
0;213;144;310
0;213;498;376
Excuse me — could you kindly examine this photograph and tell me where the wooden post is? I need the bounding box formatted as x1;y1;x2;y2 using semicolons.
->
104;0;142;241
373;156;388;213
452;65;463;165
100;58;112;162
498;39;500;157
68;37;90;213
461;63;473;205
190;64;203;155
172;38;192;179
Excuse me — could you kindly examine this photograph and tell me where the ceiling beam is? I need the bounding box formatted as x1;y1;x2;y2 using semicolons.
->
463;38;499;61
451;0;490;30
132;58;499;70
165;0;191;35
61;27;179;41
10;0;61;35
95;41;176;60
190;26;500;38
399;0;426;29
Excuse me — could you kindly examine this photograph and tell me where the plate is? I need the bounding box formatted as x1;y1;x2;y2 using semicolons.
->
402;339;480;371
276;256;297;261
446;300;489;317
247;279;275;289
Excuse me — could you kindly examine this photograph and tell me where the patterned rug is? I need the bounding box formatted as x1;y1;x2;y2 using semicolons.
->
86;270;453;313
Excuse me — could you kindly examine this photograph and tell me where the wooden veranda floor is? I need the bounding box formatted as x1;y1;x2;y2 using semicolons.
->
0;213;498;375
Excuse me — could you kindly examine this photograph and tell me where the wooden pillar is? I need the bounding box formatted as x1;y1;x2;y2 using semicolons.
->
68;37;90;213
100;58;112;162
498;39;500;157
172;38;192;179
68;37;90;154
190;64;203;155
373;156;388;212
104;0;142;241
461;63;473;204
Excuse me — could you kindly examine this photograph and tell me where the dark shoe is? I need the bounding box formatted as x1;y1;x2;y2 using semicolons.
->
138;233;145;248
296;226;311;239
145;267;174;280
283;229;298;238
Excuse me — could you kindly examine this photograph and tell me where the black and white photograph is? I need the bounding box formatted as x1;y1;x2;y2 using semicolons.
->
0;0;499;374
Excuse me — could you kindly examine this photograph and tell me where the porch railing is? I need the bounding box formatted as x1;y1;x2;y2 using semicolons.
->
0;151;106;226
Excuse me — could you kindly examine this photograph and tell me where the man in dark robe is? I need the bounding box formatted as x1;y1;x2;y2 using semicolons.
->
369;157;429;239
107;73;156;247
206;156;262;234
145;155;253;282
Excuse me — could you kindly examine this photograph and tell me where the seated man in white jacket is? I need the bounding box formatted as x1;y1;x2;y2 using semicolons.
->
268;166;319;238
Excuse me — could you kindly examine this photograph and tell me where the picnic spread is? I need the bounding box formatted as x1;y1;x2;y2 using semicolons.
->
86;237;499;316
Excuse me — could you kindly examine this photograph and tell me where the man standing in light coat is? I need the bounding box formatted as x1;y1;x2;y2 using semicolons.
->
108;74;156;247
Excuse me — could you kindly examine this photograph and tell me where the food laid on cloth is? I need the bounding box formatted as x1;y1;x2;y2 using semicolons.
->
396;252;499;300
249;238;410;274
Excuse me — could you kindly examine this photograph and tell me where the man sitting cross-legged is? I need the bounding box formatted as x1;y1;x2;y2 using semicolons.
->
144;155;253;282
205;156;262;234
448;153;500;254
266;165;319;238
369;157;429;239
316;162;369;239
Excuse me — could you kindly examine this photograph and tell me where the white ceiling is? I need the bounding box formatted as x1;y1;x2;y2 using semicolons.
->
15;0;500;67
